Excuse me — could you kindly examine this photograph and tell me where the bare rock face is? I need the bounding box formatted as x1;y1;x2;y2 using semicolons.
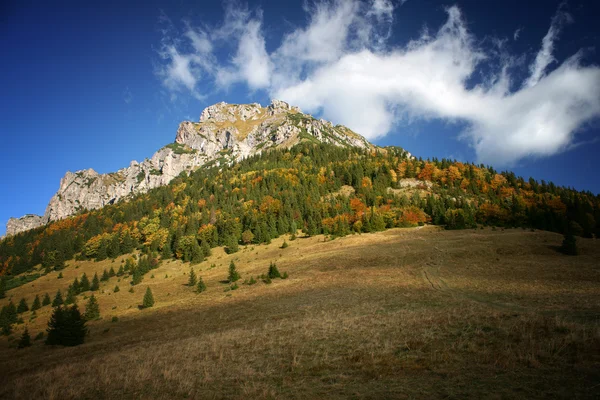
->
5;100;373;236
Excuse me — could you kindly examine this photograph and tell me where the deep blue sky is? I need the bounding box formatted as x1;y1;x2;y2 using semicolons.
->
1;0;599;236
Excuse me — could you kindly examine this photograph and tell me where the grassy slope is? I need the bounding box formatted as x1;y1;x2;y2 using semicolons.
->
0;227;599;399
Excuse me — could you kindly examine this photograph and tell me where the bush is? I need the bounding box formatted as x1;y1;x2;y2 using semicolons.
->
45;305;87;346
228;261;240;283
114;285;120;293
142;287;154;308
111;316;119;322
280;241;288;249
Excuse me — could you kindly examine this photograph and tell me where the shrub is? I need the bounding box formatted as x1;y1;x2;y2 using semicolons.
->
114;285;120;293
230;283;239;291
45;305;87;346
228;261;240;283
142;287;155;308
57;272;63;279
280;241;289;249
111;316;119;323
282;271;289;279
262;274;272;284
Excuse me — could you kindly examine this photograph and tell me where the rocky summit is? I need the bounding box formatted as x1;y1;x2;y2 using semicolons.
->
5;100;372;236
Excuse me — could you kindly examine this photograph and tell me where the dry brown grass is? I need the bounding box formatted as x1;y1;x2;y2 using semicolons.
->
1;227;599;399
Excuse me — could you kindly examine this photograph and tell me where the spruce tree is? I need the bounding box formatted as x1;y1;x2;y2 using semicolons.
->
45;305;87;346
17;298;29;314
228;261;240;283
84;295;100;320
18;327;31;349
196;277;207;293
113;285;120;293
101;269;110;282
161;241;172;259
560;231;578;256
42;293;51;306
142;287;154;308
80;273;90;292
90;273;100;291
72;277;80;294
131;268;143;285
65;285;77;305
268;262;281;279
31;295;41;312
188;268;197;287
117;265;125;277
109;266;116;277
52;290;64;307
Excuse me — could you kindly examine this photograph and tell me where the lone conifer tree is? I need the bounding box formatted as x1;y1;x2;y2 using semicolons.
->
109;266;116;277
196;277;206;293
101;269;110;281
79;273;90;292
17;298;29;314
90;273;100;291
45;305;87;346
52;290;64;307
560;231;578;256
42;293;51;306
31;295;41;312
117;265;124;277
18;327;31;349
188;268;197;286
65;285;77;305
142;287;154;308
84;294;100;320
268;262;281;279
228;261;240;283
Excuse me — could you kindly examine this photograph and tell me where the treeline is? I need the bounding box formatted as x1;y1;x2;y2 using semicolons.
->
1;143;598;277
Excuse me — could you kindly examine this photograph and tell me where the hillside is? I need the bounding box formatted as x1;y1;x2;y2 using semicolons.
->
0;227;599;398
5;100;371;236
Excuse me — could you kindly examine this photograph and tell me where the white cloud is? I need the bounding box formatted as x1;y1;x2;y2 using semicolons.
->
155;1;600;166
513;28;521;41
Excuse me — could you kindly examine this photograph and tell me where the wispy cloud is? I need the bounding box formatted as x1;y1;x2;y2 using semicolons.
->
155;0;600;166
123;86;133;104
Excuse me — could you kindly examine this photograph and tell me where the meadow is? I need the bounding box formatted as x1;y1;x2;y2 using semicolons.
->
0;226;598;399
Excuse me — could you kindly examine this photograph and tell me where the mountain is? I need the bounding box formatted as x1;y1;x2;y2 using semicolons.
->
5;100;372;236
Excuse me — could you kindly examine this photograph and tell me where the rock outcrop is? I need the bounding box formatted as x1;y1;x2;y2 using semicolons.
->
5;100;373;236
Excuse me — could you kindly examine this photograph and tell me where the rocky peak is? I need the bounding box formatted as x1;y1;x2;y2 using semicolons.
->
5;100;374;237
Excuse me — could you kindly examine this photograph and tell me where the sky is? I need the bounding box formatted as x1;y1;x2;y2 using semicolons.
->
1;0;600;236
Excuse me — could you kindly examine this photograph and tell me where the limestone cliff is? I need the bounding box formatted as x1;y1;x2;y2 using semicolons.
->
5;100;373;236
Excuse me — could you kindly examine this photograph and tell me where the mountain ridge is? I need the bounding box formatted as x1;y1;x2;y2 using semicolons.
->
5;100;373;237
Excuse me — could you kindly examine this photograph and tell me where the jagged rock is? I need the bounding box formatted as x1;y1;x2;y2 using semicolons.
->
5;100;373;236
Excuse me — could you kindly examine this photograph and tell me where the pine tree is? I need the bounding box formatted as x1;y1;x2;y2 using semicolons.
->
72;277;80;294
117;265;124;277
101;269;110;281
84;295;100;320
42;293;51;306
31;295;41;312
113;285;120;293
161;241;172;259
131;268;143;285
17;298;29;314
196;277;206;293
109;266;116;277
0;277;6;299
188;268;197;287
18;327;31;349
560;231;578;256
65;285;77;305
90;273;100;291
57;272;63;279
268;262;281;279
225;236;239;254
45;305;87;346
228;261;240;283
52;290;64;307
142;287;154;308
80;273;90;292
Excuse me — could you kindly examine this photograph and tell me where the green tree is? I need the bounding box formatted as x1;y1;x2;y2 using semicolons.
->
228;261;240;283
196;277;206;293
45;305;87;346
241;229;254;245
79;273;90;292
117;265;125;277
560;231;578;256
31;295;41;312
268;262;281;279
17;298;29;314
0;277;6;299
90;273;100;291
142;287;154;308
42;293;51;306
114;285;120;293
188;268;197;287
52;290;64;307
109;266;116;277
84;294;100;320
18;327;31;349
101;269;110;281
65;285;78;305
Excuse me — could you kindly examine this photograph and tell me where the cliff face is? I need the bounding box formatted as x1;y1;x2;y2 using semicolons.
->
5;100;372;236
